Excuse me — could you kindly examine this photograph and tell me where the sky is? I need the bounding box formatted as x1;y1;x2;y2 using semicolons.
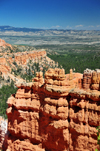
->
0;0;100;30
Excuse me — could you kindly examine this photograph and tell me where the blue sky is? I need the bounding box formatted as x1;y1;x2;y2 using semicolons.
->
0;0;100;30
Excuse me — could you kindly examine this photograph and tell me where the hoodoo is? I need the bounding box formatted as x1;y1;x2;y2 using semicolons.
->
2;68;100;151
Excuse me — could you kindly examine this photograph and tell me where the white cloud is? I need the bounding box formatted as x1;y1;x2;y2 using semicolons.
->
66;26;72;29
40;27;49;29
51;25;61;29
97;25;100;27
88;25;94;28
75;25;83;28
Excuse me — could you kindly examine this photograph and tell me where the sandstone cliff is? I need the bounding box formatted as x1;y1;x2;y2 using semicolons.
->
3;68;100;151
0;39;56;85
0;50;47;74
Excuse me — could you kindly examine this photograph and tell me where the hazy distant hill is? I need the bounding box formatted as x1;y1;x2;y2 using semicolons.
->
0;25;100;35
0;26;45;32
0;26;66;33
0;25;100;53
0;25;100;36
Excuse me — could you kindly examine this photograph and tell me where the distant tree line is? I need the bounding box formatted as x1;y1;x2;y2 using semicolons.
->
48;51;100;74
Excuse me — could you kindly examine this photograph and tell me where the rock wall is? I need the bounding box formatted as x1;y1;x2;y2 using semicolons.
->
0;39;47;76
4;68;100;151
12;50;47;65
0;50;46;67
0;48;47;81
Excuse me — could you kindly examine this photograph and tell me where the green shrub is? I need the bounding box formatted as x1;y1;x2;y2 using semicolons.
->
0;81;17;119
95;126;100;151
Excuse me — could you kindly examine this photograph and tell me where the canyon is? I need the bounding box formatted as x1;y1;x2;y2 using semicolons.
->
1;68;99;151
0;39;55;83
0;38;100;150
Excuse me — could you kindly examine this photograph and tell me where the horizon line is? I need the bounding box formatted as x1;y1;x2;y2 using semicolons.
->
0;25;100;31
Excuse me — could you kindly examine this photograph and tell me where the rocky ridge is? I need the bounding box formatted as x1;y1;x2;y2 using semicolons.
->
2;68;100;151
0;39;13;51
0;39;56;85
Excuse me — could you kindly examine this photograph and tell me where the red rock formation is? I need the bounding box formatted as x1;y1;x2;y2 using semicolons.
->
0;39;12;49
4;68;100;151
0;40;48;81
83;68;93;89
0;39;57;86
0;50;47;72
11;50;47;65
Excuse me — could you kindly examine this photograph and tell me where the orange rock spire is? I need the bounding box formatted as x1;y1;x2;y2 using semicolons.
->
2;68;100;151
